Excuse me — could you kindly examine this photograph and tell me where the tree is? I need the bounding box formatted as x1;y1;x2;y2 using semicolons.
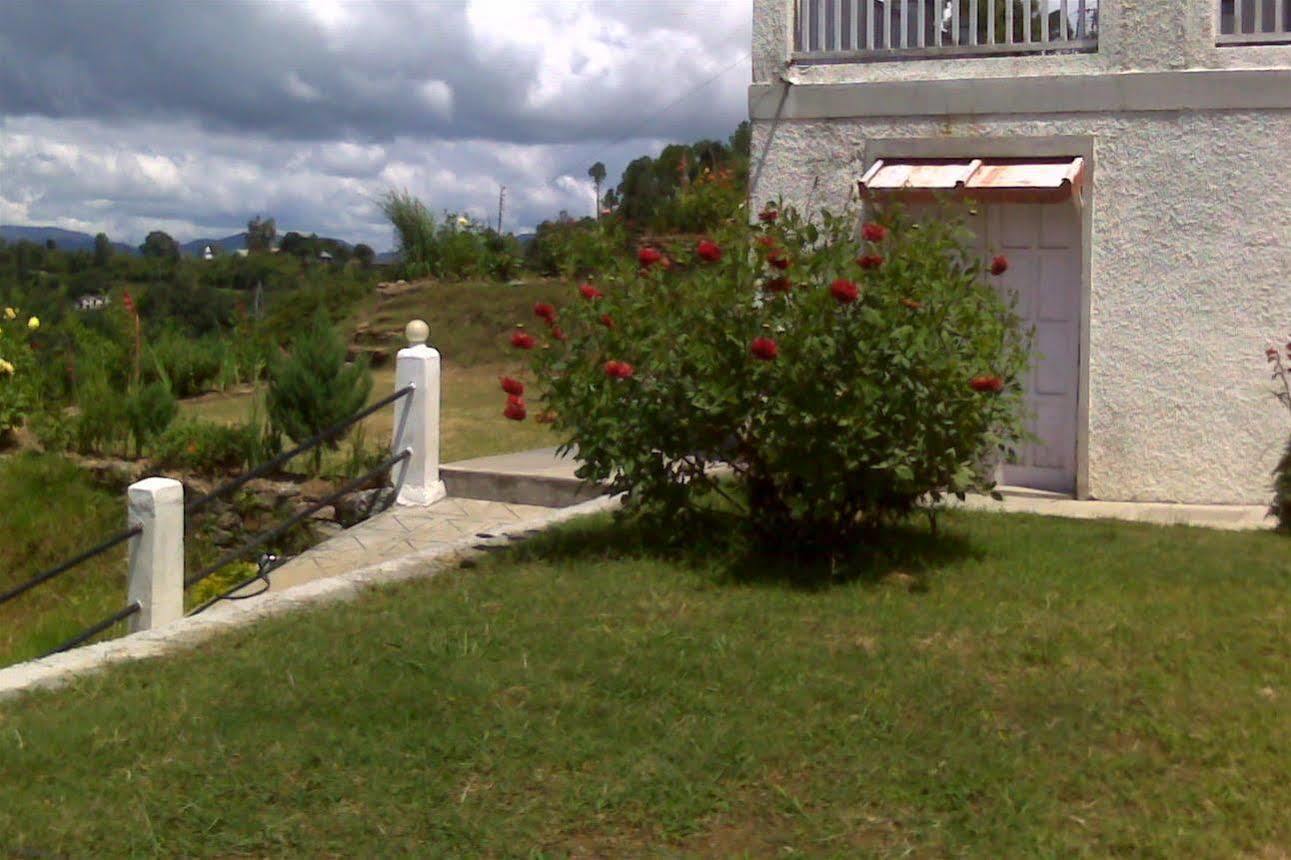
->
588;161;607;219
352;243;376;268
93;233;113;267
246;215;277;253
267;310;372;473
139;230;180;260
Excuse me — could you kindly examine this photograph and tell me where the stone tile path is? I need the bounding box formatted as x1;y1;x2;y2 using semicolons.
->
266;497;557;593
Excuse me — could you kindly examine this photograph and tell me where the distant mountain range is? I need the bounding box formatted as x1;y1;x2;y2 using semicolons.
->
1;225;392;258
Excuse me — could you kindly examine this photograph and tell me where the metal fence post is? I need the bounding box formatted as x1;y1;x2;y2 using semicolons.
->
126;477;185;632
391;319;447;506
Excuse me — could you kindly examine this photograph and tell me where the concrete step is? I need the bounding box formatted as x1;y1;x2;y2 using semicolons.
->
440;447;607;508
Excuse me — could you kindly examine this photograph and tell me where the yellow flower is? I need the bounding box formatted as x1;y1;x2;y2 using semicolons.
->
0;359;14;375
27;316;39;331
3;308;14;320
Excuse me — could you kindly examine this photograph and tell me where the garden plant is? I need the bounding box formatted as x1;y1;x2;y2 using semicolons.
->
505;204;1031;555
1264;336;1291;531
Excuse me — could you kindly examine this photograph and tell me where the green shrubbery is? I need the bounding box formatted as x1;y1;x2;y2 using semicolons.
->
153;420;271;475
379;191;521;282
509;205;1031;554
1264;339;1291;531
0;306;39;439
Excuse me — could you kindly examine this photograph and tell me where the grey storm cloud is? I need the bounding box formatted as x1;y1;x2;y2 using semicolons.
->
0;0;751;248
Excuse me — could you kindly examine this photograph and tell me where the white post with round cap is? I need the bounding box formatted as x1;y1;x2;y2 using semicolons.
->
391;319;446;506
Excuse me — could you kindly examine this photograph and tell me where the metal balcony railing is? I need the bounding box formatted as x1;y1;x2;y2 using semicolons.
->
1219;0;1291;44
793;0;1099;61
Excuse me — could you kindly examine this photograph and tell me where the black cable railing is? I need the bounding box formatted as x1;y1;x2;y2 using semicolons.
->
41;601;142;658
186;448;411;613
186;385;415;515
0;525;140;608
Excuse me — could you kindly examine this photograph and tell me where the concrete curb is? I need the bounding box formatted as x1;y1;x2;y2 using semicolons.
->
0;494;622;704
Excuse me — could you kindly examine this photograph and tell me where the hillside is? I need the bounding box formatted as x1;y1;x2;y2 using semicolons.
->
0;225;135;255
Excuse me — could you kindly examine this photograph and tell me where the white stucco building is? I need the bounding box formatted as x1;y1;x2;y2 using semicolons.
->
750;0;1291;504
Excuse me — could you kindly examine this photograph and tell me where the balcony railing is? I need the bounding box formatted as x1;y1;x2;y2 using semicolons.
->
1219;0;1291;44
793;0;1099;60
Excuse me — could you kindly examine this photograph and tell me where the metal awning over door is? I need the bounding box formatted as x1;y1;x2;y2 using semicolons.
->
858;157;1086;204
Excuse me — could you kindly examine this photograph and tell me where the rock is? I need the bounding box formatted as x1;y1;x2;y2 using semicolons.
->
308;505;337;522
215;511;240;532
334;487;395;526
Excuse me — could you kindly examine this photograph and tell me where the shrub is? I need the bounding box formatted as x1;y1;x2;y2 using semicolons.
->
509;204;1031;554
267;311;372;473
0;306;39;438
124;381;178;457
145;330;225;398
153;420;265;475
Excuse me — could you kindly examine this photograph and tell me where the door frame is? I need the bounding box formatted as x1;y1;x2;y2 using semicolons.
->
861;134;1094;499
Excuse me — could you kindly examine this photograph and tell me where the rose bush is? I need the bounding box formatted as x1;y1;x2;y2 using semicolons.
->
0;307;39;442
506;205;1031;553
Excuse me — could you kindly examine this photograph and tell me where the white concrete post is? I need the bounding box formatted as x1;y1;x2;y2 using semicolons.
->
392;319;447;506
126;477;185;632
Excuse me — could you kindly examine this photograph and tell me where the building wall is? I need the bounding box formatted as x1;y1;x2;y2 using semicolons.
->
748;109;1291;504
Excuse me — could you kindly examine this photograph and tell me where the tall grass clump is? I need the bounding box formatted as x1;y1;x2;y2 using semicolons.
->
380;189;438;279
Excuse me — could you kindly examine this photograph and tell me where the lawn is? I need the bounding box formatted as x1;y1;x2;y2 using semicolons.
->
2;511;1289;856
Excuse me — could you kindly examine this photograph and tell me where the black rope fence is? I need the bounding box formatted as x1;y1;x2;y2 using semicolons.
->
186;449;411;613
40;601;141;658
185;384;415;515
0;525;141;608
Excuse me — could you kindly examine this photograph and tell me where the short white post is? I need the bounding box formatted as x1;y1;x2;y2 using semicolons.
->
126;477;185;632
392;319;447;506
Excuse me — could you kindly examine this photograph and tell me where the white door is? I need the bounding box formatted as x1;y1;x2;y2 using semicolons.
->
982;204;1081;494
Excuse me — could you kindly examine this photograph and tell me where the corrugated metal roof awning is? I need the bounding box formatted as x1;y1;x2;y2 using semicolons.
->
859;157;1085;204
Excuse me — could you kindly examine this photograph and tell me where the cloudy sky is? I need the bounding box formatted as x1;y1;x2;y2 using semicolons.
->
0;0;751;249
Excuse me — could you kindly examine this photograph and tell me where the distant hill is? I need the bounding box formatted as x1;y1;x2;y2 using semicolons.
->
0;225;135;255
179;233;246;257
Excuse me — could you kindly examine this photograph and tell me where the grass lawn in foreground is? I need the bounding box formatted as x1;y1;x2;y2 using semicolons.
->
2;511;1289;856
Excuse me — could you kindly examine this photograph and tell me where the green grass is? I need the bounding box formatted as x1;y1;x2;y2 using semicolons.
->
0;454;132;665
2;511;1289;856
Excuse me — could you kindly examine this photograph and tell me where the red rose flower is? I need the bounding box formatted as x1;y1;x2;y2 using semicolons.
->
697;239;722;262
599;313;615;329
768;252;791;270
756;235;777;249
500;376;525;396
750;337;779;361
759;208;778;223
989;255;1009;276
1267;347;1279;362
551;326;568;342
969;374;1006;393
899;297;923;310
579;283;604;300
857;253;883;270
638;246;663;267
763;277;792;293
510;330;536;350
503;396;527;421
830;278;859;304
533;302;557;322
604;360;635;380
862;222;888;243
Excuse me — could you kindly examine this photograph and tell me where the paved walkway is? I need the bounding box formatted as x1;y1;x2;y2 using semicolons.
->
267;497;557;593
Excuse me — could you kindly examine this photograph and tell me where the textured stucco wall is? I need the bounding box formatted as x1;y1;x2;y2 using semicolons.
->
749;110;1291;504
753;0;1291;85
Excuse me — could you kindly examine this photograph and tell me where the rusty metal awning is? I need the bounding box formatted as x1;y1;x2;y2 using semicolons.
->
858;157;1085;204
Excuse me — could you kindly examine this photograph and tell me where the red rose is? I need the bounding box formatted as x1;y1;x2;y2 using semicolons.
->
503;396;527;421
899;297;923;310
862;222;888;243
604;360;635;380
989;255;1009;276
763;277;792;293
533;302;557;322
759;208;778;223
750;337;779;361
830;278;859;304
756;235;777;249
857;254;883;270
697;239;722;262
500;376;525;396
970;374;1005;393
599;313;615;329
1267;347;1279;362
638;246;663;267
579;283;604;300
510;330;536;350
768;252;790;270
551;326;568;342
